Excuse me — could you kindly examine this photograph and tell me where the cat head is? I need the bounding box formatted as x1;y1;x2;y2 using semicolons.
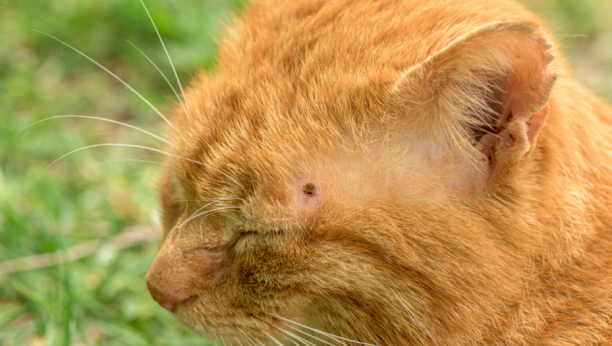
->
146;0;558;344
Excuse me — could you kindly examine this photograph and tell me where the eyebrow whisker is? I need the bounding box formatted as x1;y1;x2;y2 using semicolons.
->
126;40;191;120
45;144;232;187
15;115;173;146
180;197;243;229
177;207;240;230
32;30;174;128
139;0;193;122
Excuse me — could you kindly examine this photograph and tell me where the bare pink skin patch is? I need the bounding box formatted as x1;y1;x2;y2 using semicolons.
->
294;176;326;213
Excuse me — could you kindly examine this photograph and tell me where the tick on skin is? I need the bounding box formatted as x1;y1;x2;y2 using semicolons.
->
303;183;316;196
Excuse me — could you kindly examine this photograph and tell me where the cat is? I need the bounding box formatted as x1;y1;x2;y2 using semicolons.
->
145;0;612;344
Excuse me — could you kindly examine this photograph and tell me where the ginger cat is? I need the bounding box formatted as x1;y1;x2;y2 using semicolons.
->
145;0;612;344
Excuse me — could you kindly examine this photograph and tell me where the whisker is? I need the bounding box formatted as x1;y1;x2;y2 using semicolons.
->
270;314;377;346
287;334;317;346
130;169;157;178
173;198;246;204
13;115;172;146
392;290;439;346
240;330;264;346
234;337;246;346
126;168;150;178
221;336;229;346
272;326;318;346
180;198;243;229
251;314;312;346
139;0;193;122
239;332;255;346
46;144;237;185
177;206;240;229
276;327;321;346
261;330;285;346
93;159;162;166
126;40;191;120
32;30;174;128
280;322;345;346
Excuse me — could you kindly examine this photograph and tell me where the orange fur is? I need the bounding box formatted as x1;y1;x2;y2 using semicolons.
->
146;0;612;344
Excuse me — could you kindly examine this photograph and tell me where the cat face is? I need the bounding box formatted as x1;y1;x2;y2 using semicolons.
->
146;0;558;344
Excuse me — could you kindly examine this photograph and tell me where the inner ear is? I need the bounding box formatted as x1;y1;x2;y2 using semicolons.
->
474;75;514;177
475;58;556;180
471;75;509;143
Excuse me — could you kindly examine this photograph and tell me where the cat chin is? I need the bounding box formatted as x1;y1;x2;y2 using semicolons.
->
174;303;252;342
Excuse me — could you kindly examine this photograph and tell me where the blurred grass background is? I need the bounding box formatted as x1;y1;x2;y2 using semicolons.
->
0;0;611;345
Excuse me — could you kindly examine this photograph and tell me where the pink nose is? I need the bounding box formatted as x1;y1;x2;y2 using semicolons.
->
146;280;192;312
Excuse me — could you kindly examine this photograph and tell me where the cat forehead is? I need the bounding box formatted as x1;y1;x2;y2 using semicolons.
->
169;67;399;159
173;0;541;137
215;0;539;76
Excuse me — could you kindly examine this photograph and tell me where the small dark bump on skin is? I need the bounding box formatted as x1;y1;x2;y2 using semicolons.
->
303;183;316;196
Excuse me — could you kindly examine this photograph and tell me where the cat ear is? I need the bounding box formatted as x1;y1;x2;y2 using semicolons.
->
390;21;557;180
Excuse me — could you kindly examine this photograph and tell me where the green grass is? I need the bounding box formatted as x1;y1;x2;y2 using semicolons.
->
0;0;246;345
0;0;610;345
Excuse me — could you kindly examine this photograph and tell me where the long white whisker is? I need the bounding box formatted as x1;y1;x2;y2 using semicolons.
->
177;207;240;229
94;159;162;166
286;334;316;346
251;314;313;346
16;115;172;146
274;326;318;346
126;40;190;119
270;314;377;346
392;290;439;346
220;336;228;346
180;197;242;229
281;323;345;346
130;169;156;178
262;331;285;346
193;199;241;242
46;144;236;183
32;30;174;128
240;333;255;346
240;330;265;346
173;198;245;203
234;337;246;346
139;0;193;122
